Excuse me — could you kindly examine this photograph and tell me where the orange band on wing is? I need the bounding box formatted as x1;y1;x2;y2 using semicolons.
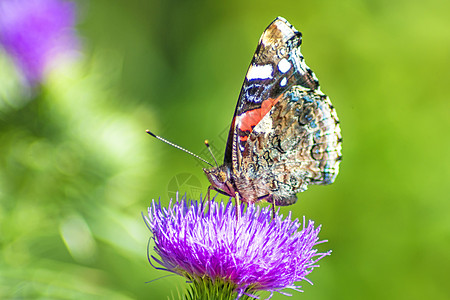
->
239;96;280;133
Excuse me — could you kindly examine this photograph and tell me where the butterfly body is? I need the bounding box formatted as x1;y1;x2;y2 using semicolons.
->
204;17;342;206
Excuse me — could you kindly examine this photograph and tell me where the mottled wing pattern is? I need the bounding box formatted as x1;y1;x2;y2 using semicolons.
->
224;17;343;206
224;17;319;165
237;86;342;205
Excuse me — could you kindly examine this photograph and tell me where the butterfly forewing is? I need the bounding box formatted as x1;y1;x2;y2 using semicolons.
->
224;17;321;165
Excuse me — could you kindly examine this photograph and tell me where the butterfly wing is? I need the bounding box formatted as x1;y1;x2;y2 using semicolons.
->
224;17;319;166
223;17;342;205
237;86;342;205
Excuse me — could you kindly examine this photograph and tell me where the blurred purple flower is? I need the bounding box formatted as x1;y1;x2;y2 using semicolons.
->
0;0;78;85
145;195;331;299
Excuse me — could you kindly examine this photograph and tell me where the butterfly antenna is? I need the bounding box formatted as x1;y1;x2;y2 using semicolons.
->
204;140;219;168
146;130;214;167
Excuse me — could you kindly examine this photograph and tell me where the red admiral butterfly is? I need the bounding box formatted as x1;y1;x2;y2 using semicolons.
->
148;17;342;216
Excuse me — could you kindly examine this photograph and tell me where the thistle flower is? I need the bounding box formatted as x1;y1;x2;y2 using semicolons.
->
145;195;331;299
0;0;78;85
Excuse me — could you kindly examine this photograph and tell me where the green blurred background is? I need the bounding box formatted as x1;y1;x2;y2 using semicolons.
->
1;0;450;299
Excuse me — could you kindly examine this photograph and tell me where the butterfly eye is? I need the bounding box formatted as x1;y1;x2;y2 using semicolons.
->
218;171;228;182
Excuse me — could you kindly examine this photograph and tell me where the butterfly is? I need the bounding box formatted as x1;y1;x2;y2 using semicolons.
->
202;17;342;216
147;17;342;217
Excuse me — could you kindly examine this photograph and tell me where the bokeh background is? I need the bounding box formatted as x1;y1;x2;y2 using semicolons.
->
1;0;449;299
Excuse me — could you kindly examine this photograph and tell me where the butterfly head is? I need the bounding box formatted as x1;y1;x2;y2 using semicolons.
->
203;164;235;197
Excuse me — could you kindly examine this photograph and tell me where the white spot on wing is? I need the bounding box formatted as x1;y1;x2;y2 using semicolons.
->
246;64;273;80
280;77;287;87
278;58;291;73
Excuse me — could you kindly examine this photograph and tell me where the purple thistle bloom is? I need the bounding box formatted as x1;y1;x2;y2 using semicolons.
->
145;195;331;299
0;0;78;85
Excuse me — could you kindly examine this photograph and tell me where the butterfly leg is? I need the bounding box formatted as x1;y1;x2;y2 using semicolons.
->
271;201;277;219
235;192;241;220
206;186;233;213
256;194;277;219
206;185;213;212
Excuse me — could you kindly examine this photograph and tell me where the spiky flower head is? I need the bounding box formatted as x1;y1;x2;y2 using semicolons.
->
145;195;331;299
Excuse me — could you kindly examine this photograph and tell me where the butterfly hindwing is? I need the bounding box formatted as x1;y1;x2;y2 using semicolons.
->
237;86;342;205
